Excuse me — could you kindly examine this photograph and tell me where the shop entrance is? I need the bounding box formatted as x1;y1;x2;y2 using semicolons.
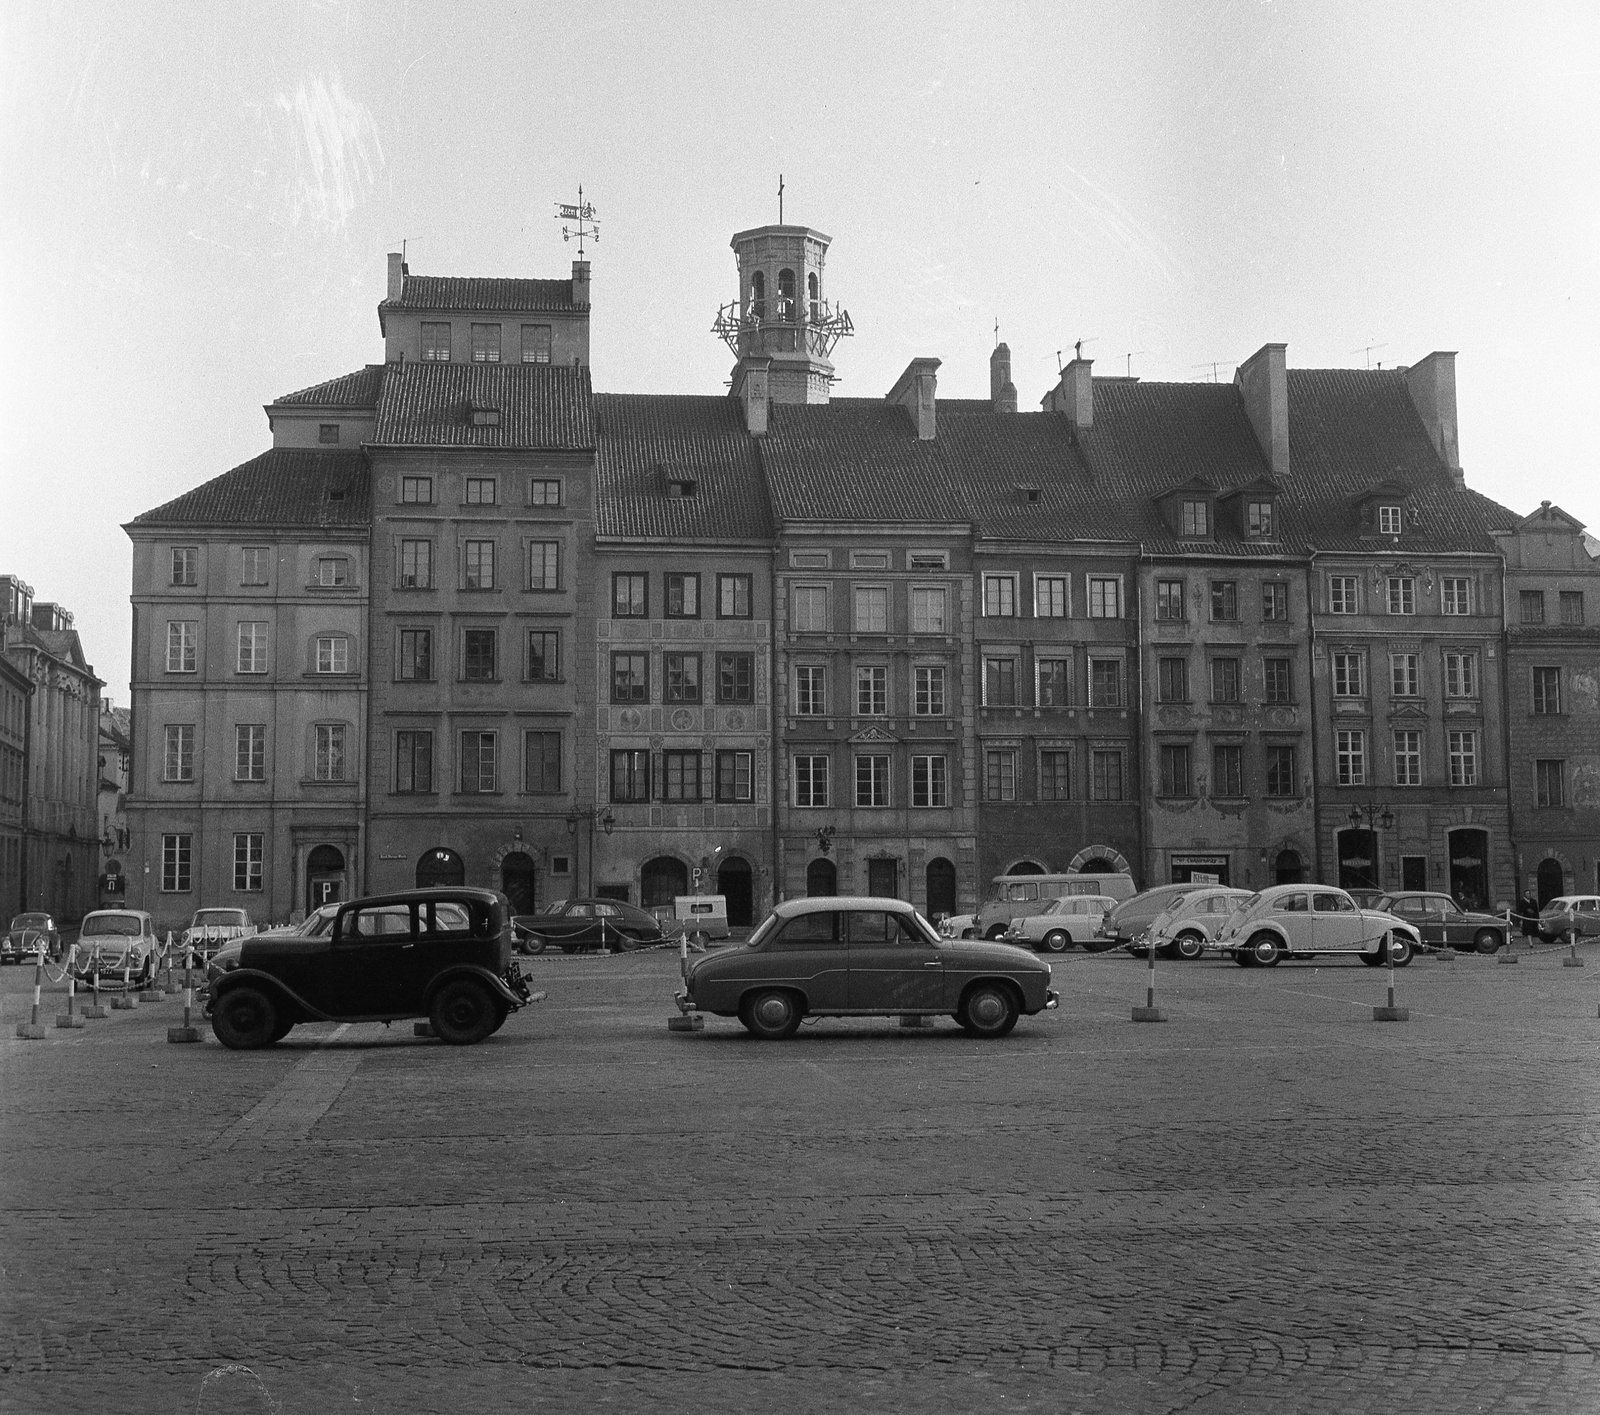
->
717;857;754;926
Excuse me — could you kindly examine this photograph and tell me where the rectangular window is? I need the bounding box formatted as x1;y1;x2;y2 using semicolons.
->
715;750;753;803
401;475;433;504
241;546;270;586
611;749;650;803
665;573;700;618
528;541;560;591
1560;590;1585;625
1520;590;1545;624
793;754;829;808
1037;658;1070;707
462;629;496;681
421;323;450;361
982;575;1016;617
1034;576;1068;618
164;724;195;782
318;557;349;586
1444;651;1478;699
1393;730;1422;787
1265;744;1296;798
856;665;887;716
611;652;647;703
1448;730;1478;787
854;586;889;632
791;585;829;632
1248;502;1274;537
795;665;827;715
1264;657;1292;703
1211;657;1241;703
521;324;552;363
399;539;433;589
914;665;946;716
314;724;346;782
613;573;647;618
717;574;752;619
662;751;702;803
911;586;947;633
1379;505;1403;535
1157;657;1188;703
717;652;753;704
912;754;948;808
1442;577;1471;615
1089;658;1122;707
1332;652;1365;698
1533;666;1561;714
462;477;495;506
233;833;263;892
470;322;501;362
161;833;192;892
464;540;495;590
1090;749;1124;801
985;749;1016;802
529;478;562;507
1387;576;1415;615
235;725;265;782
315;636;350;675
527;630;559;682
984;658;1017;707
1155;580;1184;621
1262;582;1288;622
1182;500;1210;537
1210;581;1238;621
1160;744;1192;797
1088;577;1121;618
236;622;267;674
398;629;432;682
1536;759;1565;808
395;730;433;794
171;547;198;586
1390;653;1419;698
665;653;702;704
1336;729;1366;787
1212;744;1243;797
459;731;497;793
1328;576;1358;614
1039;749;1071;801
166;621;197;673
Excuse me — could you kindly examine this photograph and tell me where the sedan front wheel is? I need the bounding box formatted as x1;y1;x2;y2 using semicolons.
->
1174;930;1206;961
430;979;499;1045
1042;929;1072;954
1473;928;1502;955
212;986;279;1050
740;989;802;1040
1247;933;1283;967
957;983;1019;1038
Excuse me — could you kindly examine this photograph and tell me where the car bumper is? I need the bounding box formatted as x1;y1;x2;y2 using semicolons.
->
1043;990;1059;1010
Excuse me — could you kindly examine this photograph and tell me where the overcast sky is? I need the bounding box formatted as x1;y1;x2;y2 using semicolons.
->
3;0;1596;699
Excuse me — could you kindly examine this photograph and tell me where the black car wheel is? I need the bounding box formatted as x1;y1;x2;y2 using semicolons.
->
1042;929;1072;953
269;1016;295;1043
1247;933;1282;967
1387;934;1414;968
957;982;1019;1038
488;1000;511;1035
984;925;1010;941
1359;950;1384;967
1174;930;1206;961
211;986;278;1050
740;989;802;1040
1234;950;1254;967
1473;928;1501;955
430;979;499;1045
520;931;548;955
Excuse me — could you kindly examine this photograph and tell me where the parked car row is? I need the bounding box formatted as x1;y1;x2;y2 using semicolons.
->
3;913;61;962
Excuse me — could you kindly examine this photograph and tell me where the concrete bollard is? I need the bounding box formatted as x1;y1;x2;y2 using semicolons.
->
167;949;201;1044
15;943;47;1039
1373;933;1410;1022
55;952;86;1029
1132;932;1167;1023
899;1014;934;1030
667;929;705;1030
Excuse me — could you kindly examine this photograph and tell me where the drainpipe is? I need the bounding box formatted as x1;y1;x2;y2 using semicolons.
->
1134;543;1148;887
1306;550;1323;884
1495;547;1517;898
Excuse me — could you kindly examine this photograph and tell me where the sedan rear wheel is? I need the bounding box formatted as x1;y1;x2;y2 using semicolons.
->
740;989;802;1040
211;986;278;1050
1387;934;1414;968
957;982;1019;1038
1248;933;1282;967
984;925;1010;941
429;979;499;1046
1042;929;1072;954
1233;950;1254;967
1473;928;1502;955
1174;930;1206;961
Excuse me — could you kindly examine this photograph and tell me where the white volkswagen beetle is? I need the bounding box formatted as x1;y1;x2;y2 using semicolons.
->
1143;886;1254;960
1211;884;1421;967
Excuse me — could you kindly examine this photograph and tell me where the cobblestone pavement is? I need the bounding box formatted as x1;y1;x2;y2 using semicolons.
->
2;940;1598;1413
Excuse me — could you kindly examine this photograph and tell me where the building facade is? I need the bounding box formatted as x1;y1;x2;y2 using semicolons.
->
0;649;30;917
97;700;131;908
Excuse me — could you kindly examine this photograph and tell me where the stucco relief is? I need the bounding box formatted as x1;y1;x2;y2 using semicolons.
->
1572;759;1600;808
1571;670;1599;713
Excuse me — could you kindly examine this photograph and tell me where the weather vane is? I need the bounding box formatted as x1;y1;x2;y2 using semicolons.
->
555;185;600;256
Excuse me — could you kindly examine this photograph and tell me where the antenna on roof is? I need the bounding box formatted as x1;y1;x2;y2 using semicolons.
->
778;173;784;225
1073;337;1097;361
556;185;600;257
1350;342;1388;369
1191;360;1232;383
1121;351;1146;377
994;318;1000;348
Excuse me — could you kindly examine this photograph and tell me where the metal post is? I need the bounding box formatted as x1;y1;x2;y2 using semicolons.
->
1132;933;1166;1022
15;940;46;1038
112;952;138;1009
56;946;85;1028
83;956;109;1018
1374;931;1409;1021
1498;907;1520;965
167;947;201;1043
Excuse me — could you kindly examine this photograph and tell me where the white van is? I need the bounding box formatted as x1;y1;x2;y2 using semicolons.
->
963;873;1138;939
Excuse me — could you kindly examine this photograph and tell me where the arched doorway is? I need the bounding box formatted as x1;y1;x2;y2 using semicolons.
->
1075;856;1119;875
642;856;689;911
1275;849;1305;885
416;846;464;890
1536;857;1565;907
806;858;837;897
1448;829;1489;910
718;858;754;926
1337;830;1377;892
500;852;537;914
926;857;957;920
1006;860;1047;876
307;844;347;912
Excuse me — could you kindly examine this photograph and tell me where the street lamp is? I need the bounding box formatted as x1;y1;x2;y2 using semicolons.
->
1347;802;1395;832
564;809;616;897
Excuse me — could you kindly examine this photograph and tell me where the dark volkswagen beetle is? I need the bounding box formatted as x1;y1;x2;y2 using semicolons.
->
205;888;531;1049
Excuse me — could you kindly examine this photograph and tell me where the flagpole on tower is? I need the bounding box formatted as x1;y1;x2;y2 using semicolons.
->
778;173;784;225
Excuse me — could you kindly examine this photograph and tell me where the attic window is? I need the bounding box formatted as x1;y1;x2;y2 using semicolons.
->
327;488;347;503
1378;505;1403;535
1181;500;1210;537
1247;501;1274;537
908;551;949;571
666;478;698;498
318;423;339;444
469;406;502;427
1018;486;1041;504
850;551;890;570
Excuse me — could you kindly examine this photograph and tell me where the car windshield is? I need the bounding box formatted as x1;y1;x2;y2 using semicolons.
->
746;914;782;949
1040;899;1070;916
912;911;941;942
11;914;51;928
194;910;248;927
81;915;143;937
1237;893;1264;914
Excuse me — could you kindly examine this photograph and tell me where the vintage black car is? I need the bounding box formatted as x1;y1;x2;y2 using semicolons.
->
1373;891;1507;954
205;888;531;1049
675;896;1059;1039
512;897;667;953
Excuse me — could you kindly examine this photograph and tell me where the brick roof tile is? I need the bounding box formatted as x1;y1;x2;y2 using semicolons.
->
128;450;371;528
271;365;386;408
374;362;593;449
379;275;582;314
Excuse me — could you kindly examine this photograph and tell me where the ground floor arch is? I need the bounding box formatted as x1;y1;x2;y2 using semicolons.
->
1537;856;1566;907
641;855;689;910
500;851;537;914
1067;844;1132;875
416;846;464;890
1005;859;1047;876
307;844;348;912
925;857;957;920
1275;848;1306;885
806;858;837;897
1336;829;1378;892
717;856;754;926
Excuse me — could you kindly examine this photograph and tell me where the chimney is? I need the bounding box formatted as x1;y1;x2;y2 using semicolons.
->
732;356;772;436
386;252;406;302
990;343;1018;414
1041;356;1093;429
572;258;591;308
1404;351;1461;482
888;357;941;440
1235;343;1290;478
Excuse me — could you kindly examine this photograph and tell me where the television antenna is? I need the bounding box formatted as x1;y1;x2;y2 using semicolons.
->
555;185;600;257
1121;350;1147;377
1191;359;1232;383
1351;342;1388;369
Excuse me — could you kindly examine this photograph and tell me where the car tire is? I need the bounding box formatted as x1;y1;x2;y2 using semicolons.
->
488;1000;511;1035
1155;940;1182;960
1042;929;1071;953
1473;929;1501;955
960;929;976;940
984;925;1010;941
1247;933;1282;967
269;1017;295;1043
740;989;802;1040
1387;934;1414;968
1174;930;1206;961
1359;950;1384;967
1233;950;1254;967
429;979;499;1046
958;982;1020;1038
211;986;278;1050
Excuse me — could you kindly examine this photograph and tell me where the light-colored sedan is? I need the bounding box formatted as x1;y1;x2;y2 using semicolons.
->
69;910;158;988
180;907;256;961
1145;887;1253;961
1002;896;1120;953
1537;896;1600;943
1212;885;1421;967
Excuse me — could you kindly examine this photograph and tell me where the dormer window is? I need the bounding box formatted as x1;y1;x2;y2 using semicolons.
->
327;488;346;503
469;406;501;427
1247;501;1274;537
318;423;339;445
666;478;697;499
1378;505;1404;535
1018;486;1041;504
1181;500;1210;537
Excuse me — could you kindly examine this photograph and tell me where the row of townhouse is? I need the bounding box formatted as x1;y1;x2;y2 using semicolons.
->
120;221;1600;932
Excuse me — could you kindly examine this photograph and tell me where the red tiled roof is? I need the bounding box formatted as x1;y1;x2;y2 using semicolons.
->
128;450;371;528
271;365;386;408
374;363;593;450
379;275;583;314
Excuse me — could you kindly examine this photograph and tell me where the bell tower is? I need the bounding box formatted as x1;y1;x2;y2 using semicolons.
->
715;223;852;406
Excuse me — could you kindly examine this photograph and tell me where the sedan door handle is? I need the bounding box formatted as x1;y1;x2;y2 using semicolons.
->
923;961;942;968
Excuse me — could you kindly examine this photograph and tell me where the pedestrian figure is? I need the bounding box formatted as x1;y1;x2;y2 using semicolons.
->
1518;890;1540;938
